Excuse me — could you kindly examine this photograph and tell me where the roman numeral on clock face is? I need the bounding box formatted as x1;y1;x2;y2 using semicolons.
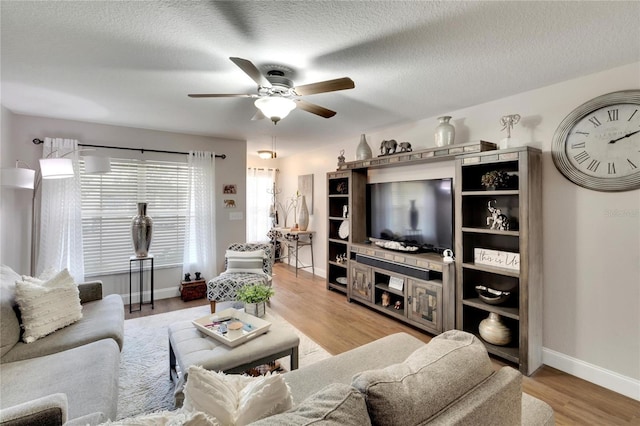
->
629;109;638;121
607;109;619;121
628;159;638;169
571;142;586;149
588;116;602;127
573;151;590;164
607;162;616;174
587;159;600;172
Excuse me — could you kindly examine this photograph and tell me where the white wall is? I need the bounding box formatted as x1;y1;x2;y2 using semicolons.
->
0;110;247;301
277;62;640;399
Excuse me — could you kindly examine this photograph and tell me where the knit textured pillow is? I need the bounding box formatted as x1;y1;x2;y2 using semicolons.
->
351;330;494;425
15;268;83;343
250;383;372;426
224;250;266;275
183;366;292;426
100;409;219;426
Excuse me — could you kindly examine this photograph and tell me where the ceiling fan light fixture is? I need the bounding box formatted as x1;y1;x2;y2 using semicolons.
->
254;97;296;124
258;150;276;159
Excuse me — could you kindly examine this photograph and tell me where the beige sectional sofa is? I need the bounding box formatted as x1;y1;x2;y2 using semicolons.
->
0;266;125;425
141;329;554;424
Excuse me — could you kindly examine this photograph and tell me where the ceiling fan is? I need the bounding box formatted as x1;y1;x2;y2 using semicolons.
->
188;57;355;124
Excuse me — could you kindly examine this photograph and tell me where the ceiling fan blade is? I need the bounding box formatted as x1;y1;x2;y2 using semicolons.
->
188;93;254;98
229;57;272;88
295;99;337;118
251;110;266;121
294;77;355;96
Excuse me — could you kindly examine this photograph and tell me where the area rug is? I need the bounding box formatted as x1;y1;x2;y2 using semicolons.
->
117;305;331;419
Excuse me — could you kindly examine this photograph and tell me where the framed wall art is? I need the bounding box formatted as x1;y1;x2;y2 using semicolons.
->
223;184;237;194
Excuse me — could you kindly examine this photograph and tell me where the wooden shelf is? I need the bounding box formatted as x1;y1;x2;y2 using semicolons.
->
462;298;519;320
475;333;520;364
456;146;542;375
328;238;348;244
338;141;496;171
462;190;519;196
374;283;403;297
328;283;347;293
461;227;519;237
327;170;367;296
461;262;520;278
373;302;406;320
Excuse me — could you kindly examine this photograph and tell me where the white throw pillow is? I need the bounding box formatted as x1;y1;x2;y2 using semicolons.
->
100;409;219;426
14;268;83;343
183;366;292;426
224;250;266;275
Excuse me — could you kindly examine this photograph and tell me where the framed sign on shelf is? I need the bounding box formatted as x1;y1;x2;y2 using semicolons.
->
389;276;404;291
473;248;520;271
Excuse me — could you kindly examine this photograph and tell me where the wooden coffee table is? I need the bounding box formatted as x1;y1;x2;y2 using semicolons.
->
168;310;299;406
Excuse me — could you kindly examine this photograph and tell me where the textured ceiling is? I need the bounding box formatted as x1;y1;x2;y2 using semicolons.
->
2;1;639;158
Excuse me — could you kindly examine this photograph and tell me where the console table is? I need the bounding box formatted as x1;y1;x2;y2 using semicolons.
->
129;254;154;313
273;228;315;277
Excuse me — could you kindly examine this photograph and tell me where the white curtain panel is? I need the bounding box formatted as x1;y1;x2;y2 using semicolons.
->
183;151;217;280
246;168;277;242
37;138;85;281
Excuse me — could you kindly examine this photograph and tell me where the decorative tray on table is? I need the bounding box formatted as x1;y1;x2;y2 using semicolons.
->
192;308;271;347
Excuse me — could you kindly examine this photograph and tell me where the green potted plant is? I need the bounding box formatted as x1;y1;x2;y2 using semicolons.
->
236;283;275;318
481;170;512;190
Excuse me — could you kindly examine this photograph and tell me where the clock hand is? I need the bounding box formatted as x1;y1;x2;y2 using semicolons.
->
609;130;640;144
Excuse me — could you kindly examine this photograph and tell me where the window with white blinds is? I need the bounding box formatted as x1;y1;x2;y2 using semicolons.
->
80;158;189;276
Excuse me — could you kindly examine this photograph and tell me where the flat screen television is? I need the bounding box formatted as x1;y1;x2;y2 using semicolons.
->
366;178;453;252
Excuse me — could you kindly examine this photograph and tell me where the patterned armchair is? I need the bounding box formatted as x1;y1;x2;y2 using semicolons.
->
206;242;274;313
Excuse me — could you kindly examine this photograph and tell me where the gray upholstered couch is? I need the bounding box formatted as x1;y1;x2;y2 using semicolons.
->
255;330;554;425
0;265;125;425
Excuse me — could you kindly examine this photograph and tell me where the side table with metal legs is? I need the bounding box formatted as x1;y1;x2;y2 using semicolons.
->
129;254;154;313
275;230;314;277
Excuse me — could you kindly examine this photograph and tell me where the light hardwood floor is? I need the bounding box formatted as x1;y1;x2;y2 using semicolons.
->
126;263;640;425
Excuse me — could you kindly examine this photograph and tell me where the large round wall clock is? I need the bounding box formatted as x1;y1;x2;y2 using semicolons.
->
551;90;640;192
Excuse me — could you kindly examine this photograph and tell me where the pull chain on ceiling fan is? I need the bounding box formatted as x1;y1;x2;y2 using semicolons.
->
188;57;355;124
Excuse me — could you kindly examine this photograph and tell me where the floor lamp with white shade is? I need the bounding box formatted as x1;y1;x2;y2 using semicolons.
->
1;153;111;275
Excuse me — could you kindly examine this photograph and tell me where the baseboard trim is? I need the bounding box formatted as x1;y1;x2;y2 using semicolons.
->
543;347;640;401
121;287;180;305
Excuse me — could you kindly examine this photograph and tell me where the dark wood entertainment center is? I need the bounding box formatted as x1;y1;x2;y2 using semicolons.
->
326;142;543;375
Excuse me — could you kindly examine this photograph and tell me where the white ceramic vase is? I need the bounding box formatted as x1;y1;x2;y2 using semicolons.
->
435;116;455;147
131;202;153;257
356;134;373;160
499;137;522;150
478;312;511;346
298;195;309;231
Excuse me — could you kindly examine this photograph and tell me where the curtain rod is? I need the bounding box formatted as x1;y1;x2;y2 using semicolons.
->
32;139;226;159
